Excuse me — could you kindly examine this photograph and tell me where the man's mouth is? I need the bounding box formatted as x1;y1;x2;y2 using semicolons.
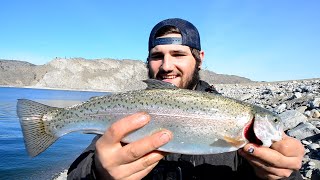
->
161;75;177;79
156;74;181;85
157;75;180;84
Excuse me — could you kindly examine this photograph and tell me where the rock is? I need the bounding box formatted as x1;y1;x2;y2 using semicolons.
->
309;120;320;128
287;122;320;140
305;148;310;153
296;106;308;113
294;92;303;98
279;110;308;131
305;111;312;118
306;169;313;178
240;94;253;101
307;143;320;150
302;140;312;145
311;97;320;108
295;87;303;92
311;109;320;118
275;103;287;113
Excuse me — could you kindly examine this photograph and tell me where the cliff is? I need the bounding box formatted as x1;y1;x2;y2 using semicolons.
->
0;58;252;91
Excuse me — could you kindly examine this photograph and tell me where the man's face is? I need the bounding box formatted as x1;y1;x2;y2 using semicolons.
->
148;34;203;89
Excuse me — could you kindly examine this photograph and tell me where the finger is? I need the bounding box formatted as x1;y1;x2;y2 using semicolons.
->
115;151;166;178
94;112;151;172
271;133;305;158
240;150;293;178
128;151;167;174
101;112;150;145
252;162;293;179
117;130;172;164
241;144;301;170
126;161;159;180
250;165;283;180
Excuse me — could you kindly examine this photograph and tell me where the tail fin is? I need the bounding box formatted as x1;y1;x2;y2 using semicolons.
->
17;99;60;157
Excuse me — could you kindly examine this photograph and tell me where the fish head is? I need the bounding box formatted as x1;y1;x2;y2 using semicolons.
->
253;112;283;147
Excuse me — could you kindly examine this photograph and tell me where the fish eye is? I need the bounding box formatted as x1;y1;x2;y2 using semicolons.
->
274;118;279;123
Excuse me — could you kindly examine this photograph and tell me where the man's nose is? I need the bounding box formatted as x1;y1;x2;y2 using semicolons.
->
161;55;174;71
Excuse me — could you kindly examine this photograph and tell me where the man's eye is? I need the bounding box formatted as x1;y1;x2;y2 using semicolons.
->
150;55;163;59
173;54;185;57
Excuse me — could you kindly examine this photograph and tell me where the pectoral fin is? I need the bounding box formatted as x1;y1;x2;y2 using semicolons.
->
223;136;247;148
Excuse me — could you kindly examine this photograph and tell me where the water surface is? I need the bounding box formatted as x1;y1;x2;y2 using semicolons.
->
0;87;107;180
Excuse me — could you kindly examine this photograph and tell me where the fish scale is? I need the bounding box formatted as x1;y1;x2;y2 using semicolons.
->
17;79;283;157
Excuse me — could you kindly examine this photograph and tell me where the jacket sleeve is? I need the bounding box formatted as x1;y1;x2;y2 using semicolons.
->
67;135;101;180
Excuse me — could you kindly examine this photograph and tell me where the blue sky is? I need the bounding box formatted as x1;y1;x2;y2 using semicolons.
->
0;0;319;82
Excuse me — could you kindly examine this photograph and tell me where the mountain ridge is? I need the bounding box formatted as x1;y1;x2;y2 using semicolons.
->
0;58;252;92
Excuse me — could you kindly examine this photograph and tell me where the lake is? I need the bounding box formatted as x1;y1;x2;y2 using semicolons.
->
0;87;107;180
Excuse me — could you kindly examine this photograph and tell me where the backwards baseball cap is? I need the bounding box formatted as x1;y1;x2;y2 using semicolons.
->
148;18;201;51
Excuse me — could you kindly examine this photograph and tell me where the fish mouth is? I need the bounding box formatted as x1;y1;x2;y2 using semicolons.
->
244;117;263;145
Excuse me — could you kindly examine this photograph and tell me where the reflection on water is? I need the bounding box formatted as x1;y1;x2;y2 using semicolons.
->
0;102;17;120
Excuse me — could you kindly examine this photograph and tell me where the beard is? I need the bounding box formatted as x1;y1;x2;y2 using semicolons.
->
185;66;200;89
147;62;200;90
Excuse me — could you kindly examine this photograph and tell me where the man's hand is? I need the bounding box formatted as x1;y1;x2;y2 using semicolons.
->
94;112;172;180
238;133;305;179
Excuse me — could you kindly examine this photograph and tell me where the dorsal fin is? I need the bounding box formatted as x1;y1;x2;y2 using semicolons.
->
143;79;178;90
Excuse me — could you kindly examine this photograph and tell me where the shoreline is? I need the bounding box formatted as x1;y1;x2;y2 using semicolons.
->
0;85;112;93
1;77;319;93
52;169;68;180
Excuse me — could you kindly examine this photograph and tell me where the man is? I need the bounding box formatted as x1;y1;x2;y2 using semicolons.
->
68;18;305;179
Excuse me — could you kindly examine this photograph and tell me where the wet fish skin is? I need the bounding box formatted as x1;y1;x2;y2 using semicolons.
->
16;79;283;157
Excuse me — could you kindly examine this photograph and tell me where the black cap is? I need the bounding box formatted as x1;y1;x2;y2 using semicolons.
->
148;18;201;51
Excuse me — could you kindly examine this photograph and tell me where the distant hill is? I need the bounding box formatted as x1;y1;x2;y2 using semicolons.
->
199;70;252;85
0;59;38;86
0;58;253;92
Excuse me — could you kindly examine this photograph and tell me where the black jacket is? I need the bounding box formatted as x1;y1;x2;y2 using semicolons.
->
67;80;303;180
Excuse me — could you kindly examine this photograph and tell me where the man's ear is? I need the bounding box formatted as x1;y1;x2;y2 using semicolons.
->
146;57;150;68
198;50;205;70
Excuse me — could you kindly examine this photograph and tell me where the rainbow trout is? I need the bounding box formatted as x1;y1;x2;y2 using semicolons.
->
17;79;283;157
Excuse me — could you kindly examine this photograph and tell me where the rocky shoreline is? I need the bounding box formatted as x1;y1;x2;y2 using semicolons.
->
215;79;320;179
50;78;320;180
